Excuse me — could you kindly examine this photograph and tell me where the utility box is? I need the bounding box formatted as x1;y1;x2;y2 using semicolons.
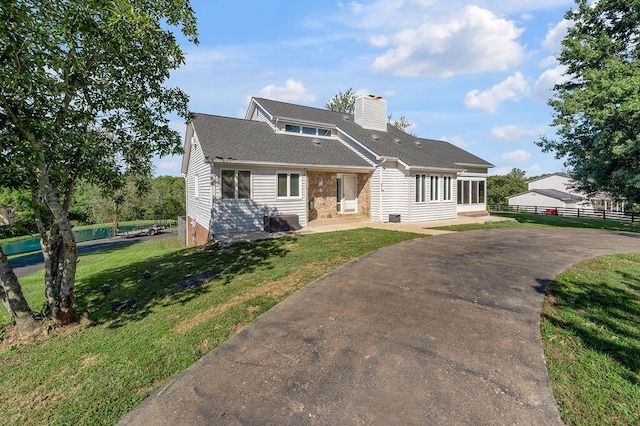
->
389;214;401;223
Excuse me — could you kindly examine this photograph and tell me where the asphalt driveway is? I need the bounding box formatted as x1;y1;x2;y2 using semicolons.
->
119;227;640;425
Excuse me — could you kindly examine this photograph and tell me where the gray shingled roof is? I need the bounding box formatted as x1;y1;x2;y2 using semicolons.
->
508;189;583;201
192;113;371;168
253;97;493;170
528;172;573;183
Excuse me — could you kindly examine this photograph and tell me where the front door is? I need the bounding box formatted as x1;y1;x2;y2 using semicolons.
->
341;175;358;214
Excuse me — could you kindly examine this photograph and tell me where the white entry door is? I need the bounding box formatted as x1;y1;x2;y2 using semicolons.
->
341;175;358;214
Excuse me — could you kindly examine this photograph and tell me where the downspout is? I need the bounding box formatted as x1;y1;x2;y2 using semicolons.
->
209;162;215;242
379;167;384;222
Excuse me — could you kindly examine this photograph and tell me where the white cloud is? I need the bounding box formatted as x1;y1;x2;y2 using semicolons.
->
491;124;546;140
521;13;534;21
338;1;363;13
465;72;530;113
158;161;179;170
247;79;316;105
370;5;525;77
540;55;557;68
543;19;571;53
440;135;470;148
349;1;363;14
501;149;532;162
490;166;513;176
526;164;541;174
533;65;569;101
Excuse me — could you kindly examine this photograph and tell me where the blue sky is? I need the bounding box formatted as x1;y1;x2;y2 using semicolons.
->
154;0;575;178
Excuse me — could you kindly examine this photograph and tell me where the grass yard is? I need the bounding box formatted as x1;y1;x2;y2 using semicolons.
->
541;254;640;425
431;211;640;233
0;228;421;425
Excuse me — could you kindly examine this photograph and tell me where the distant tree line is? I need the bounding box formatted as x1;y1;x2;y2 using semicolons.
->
486;168;529;206
0;176;185;239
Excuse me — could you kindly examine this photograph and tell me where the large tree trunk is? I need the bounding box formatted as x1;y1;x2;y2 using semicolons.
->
34;196;64;320
0;247;42;337
35;167;78;325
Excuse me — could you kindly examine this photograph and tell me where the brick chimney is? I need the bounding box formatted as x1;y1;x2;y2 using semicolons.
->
354;95;387;132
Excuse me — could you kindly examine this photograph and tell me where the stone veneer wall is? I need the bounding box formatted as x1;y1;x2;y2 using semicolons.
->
357;173;370;219
307;171;370;220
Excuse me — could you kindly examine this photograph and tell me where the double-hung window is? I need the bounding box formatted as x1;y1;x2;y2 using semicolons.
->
415;174;427;203
221;170;251;199
430;175;439;201
443;176;452;201
277;172;301;198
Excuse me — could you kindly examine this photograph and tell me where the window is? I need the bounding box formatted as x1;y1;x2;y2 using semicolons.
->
456;179;486;205
238;171;251;199
194;174;200;199
430;175;439;201
285;124;301;133
277;172;301;197
443;176;452;201
221;170;251;199
284;123;331;137
415;174;426;203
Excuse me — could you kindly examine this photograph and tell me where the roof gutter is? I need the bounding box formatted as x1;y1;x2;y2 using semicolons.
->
407;166;465;173
207;157;374;172
454;162;495;168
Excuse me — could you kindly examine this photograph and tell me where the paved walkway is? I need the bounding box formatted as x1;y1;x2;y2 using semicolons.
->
119;227;640;425
214;215;509;247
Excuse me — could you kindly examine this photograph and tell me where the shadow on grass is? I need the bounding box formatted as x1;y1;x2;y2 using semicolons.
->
74;237;294;329
542;269;640;381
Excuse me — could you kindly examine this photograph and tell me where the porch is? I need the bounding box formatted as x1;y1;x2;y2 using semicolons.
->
213;214;512;248
307;171;370;221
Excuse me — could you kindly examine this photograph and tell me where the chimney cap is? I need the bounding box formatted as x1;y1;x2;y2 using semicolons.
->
368;94;383;100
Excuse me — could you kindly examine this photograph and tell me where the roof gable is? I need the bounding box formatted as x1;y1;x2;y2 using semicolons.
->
252;97;493;171
508;188;582;201
189;113;371;169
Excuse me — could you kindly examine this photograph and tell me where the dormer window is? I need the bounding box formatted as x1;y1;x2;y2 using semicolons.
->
284;124;331;137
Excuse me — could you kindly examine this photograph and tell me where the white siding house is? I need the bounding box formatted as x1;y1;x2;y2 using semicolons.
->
507;172;616;211
182;96;493;244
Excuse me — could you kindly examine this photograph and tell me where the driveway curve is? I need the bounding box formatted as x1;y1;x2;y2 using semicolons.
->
120;227;640;425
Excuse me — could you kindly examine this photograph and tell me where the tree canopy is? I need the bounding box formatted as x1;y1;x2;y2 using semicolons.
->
487;168;528;205
537;0;640;204
326;88;414;132
325;88;357;114
0;0;197;336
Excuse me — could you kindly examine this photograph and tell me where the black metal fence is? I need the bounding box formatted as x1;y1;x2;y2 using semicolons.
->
490;204;637;224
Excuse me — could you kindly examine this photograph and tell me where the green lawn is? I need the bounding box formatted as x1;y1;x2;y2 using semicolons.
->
430;211;640;233
0;228;421;425
541;254;640;424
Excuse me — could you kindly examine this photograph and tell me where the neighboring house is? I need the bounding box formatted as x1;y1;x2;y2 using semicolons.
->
0;205;15;226
182;95;493;245
507;172;616;210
